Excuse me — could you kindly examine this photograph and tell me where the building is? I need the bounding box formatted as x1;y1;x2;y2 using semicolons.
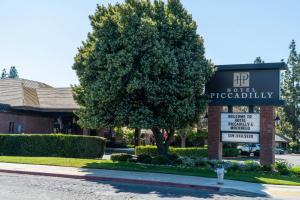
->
275;134;291;149
0;78;83;134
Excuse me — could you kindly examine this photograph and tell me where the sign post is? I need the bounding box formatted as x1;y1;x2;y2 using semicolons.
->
205;63;287;165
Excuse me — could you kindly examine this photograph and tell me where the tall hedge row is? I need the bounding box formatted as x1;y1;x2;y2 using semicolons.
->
135;146;208;157
0;134;106;158
135;146;240;158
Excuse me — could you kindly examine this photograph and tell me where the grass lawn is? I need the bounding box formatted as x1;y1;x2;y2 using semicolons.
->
0;156;299;186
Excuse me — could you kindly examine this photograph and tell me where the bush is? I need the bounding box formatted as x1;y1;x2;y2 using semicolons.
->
151;155;169;165
137;154;152;164
290;166;300;176
111;153;132;162
261;164;275;172
225;161;241;171
223;148;239;157
171;147;208;157
180;157;196;167
173;158;183;165
135;146;207;157
167;153;179;161
289;141;300;153
135;146;158;156
241;161;261;172
0;134;105;158
194;158;209;168
275;161;291;175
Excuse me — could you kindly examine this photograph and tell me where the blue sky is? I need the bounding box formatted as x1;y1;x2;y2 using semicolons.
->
0;0;299;87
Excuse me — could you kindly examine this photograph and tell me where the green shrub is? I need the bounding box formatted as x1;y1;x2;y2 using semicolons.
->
167;153;179;161
225;161;241;171
261;164;275;172
0;134;105;158
173;158;183;165
194;158;209;168
151;155;169;165
137;154;152;164
223;148;239;157
180;157;196;167
135;146;207;157
289;141;300;153
290;166;300;176
111;153;132;162
242;161;261;172
171;147;207;157
275;161;291;175
135;146;158;156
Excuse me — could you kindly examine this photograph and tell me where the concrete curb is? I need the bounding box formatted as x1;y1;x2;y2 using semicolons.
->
0;169;220;192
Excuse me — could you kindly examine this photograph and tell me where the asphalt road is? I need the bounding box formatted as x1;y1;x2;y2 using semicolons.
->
0;172;271;200
276;154;300;166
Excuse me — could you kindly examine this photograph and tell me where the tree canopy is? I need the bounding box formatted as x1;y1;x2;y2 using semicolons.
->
8;66;19;78
281;40;300;140
73;0;214;155
254;57;264;64
1;66;19;79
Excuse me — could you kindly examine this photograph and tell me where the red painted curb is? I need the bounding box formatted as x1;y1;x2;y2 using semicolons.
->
0;169;219;192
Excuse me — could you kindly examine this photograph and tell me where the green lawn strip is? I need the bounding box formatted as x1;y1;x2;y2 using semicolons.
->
0;156;299;186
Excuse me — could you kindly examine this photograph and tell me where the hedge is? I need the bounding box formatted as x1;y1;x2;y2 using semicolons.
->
135;146;208;157
0;134;106;158
111;153;132;162
223;148;239;157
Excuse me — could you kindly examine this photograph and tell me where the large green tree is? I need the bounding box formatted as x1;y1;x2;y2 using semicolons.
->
73;0;213;155
281;40;300;141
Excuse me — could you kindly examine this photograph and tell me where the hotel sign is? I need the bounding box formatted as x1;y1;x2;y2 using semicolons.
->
221;113;260;143
205;63;286;106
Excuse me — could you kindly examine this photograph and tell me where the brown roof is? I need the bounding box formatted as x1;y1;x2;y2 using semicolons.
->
0;78;79;112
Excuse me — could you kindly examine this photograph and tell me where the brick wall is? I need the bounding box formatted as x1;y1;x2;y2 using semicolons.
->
260;106;275;165
208;106;223;160
0;112;55;134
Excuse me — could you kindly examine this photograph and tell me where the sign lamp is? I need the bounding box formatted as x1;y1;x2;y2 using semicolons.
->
274;114;281;126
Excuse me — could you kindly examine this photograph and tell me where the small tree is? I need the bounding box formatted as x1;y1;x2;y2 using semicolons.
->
254;57;264;64
176;125;194;148
188;129;208;147
114;127;135;144
8;66;19;78
73;0;213;156
1;69;7;79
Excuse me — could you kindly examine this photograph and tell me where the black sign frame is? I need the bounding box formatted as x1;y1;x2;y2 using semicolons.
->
205;62;287;106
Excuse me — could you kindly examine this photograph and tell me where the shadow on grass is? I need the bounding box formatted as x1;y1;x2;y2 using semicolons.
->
76;161;270;199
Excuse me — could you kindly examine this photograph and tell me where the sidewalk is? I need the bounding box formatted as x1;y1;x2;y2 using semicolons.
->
0;162;299;199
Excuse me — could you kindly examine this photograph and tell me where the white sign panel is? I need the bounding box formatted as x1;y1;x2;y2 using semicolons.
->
221;113;260;132
222;132;259;143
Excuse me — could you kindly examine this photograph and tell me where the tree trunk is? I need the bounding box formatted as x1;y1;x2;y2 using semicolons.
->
180;135;187;148
134;128;141;146
151;128;175;156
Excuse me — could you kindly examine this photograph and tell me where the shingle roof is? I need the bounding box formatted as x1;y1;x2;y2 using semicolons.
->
0;78;79;111
275;134;291;143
